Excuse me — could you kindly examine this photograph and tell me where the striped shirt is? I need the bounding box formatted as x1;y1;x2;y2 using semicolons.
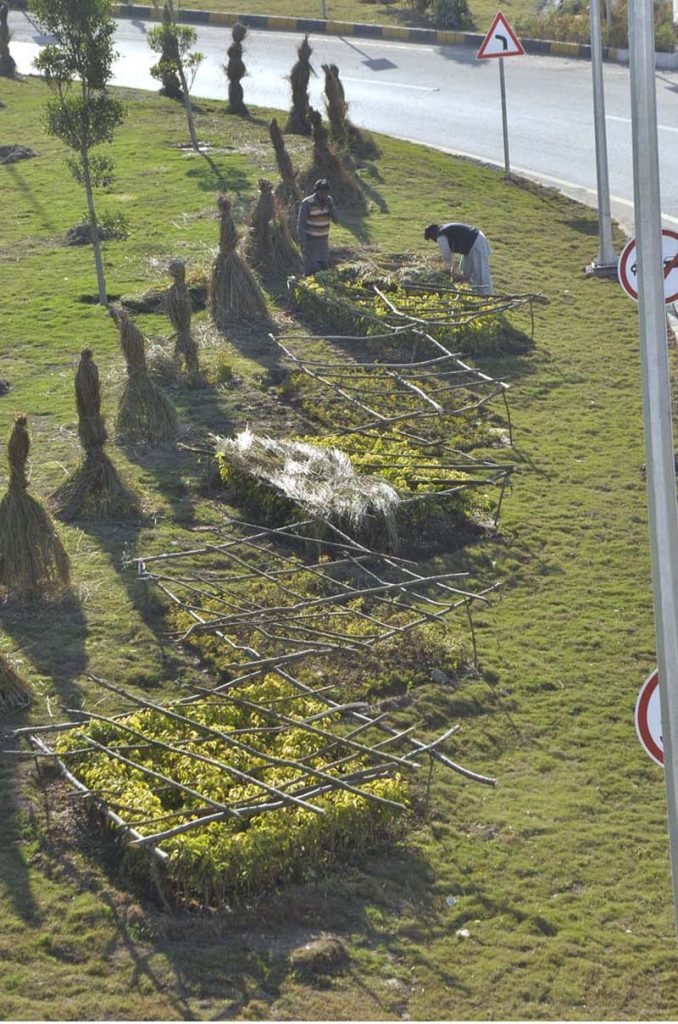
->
298;194;338;240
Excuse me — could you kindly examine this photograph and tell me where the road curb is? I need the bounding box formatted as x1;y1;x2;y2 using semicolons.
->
111;2;678;68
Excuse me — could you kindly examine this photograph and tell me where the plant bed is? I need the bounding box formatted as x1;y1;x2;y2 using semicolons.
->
54;676;411;904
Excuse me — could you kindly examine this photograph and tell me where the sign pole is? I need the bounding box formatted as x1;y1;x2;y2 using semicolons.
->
628;0;678;941
498;56;511;179
588;0;616;272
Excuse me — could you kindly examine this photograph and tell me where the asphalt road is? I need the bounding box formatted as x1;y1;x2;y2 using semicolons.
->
9;9;678;233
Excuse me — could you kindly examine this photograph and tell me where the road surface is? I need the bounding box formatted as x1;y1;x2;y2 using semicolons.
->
9;9;678;233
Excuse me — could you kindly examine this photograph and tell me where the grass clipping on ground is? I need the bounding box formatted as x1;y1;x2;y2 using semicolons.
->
51;349;140;520
216;427;399;536
0;415;71;598
0;651;32;712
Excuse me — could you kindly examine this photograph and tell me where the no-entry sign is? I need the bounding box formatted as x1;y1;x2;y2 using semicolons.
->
635;668;663;766
618;229;678;304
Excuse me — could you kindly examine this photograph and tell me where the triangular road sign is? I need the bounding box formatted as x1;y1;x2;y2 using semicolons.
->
477;11;525;59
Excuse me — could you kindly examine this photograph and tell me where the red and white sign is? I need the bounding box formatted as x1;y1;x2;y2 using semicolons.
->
618;229;678;304
477;12;525;59
635;669;663;766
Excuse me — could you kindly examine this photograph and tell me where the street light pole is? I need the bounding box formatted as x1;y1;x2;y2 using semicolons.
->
587;0;616;273
628;0;678;942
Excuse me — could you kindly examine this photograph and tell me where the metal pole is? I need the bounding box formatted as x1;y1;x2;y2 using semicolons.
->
321;0;327;18
589;0;616;268
498;57;510;179
628;0;678;942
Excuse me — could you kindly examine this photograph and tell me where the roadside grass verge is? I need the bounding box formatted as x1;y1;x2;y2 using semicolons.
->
1;73;677;1022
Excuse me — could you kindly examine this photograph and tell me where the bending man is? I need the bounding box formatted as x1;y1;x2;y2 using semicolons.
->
424;222;493;295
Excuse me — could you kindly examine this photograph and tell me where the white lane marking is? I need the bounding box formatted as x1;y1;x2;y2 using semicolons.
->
607;113;678;134
342;75;438;91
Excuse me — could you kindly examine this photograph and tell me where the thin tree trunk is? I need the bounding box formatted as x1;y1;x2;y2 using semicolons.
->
81;147;108;306
177;61;198;151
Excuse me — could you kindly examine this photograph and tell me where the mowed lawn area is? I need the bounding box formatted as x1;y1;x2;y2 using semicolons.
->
1;73;678;1021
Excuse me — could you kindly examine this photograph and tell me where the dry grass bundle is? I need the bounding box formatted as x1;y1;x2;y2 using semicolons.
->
216;427;399;538
0;416;70;597
269;118;301;240
323;63;379;160
209;193;270;330
225;22;247;115
0;652;32;712
303;110;367;213
167;259;199;373
115;309;179;445
247;178;275;270
51;350;141;520
0;3;17;79
285;34;315;135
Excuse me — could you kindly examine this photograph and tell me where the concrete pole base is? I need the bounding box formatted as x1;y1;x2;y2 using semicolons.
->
583;259;618;278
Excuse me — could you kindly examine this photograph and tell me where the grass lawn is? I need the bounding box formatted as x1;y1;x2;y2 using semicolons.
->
167;0;537;38
1;72;678;1021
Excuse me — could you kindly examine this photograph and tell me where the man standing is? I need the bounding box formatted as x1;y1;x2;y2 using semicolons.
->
298;179;339;275
424;222;493;295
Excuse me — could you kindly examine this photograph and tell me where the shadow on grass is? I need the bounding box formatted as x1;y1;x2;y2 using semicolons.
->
3;160;61;235
184;151;251;194
0;726;42;925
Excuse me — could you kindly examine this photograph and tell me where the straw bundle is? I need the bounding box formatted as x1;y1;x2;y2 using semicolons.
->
209;193;270;329
167;259;199;373
216;428;399;539
51;350;140;520
269;118;301;240
225;22;248;116
0;652;32;712
115;310;179;445
247;178;275;270
323;64;379;160
303;110;366;213
285;34;314;135
0;3;16;79
0;416;70;597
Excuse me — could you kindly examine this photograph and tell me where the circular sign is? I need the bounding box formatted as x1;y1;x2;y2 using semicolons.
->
635;668;663;766
618;229;678;304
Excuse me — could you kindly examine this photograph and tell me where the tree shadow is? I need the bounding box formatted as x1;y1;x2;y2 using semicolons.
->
0;714;42;925
183;151;250;194
3;160;60;235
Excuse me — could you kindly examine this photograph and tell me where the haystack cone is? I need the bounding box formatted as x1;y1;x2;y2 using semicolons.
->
115;310;179;444
323;63;380;160
286;34;314;135
0;415;71;596
247;179;303;279
303;109;366;212
269;118;301;240
0;2;17;79
167;259;199;373
225;22;248;115
51;350;140;520
209;193;270;330
0;651;32;712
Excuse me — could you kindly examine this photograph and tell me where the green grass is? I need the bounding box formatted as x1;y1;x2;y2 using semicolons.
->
1;72;677;1021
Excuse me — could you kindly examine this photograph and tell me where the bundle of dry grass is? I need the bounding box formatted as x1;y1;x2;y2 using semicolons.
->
225;22;248;116
269;117;301;240
0;3;17;79
0;652;32;712
303;110;367;213
246;179;303;279
51;350;140;520
285;34;314;135
0;416;70;597
209;193;270;329
216;427;399;539
167;259;199;373
115;309;179;445
323;63;379;160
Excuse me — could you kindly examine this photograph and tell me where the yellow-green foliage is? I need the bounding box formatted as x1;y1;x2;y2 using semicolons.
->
291;269;532;357
56;676;408;902
168;566;468;702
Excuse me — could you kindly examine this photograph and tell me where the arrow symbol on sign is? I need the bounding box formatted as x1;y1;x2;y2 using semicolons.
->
495;33;508;50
